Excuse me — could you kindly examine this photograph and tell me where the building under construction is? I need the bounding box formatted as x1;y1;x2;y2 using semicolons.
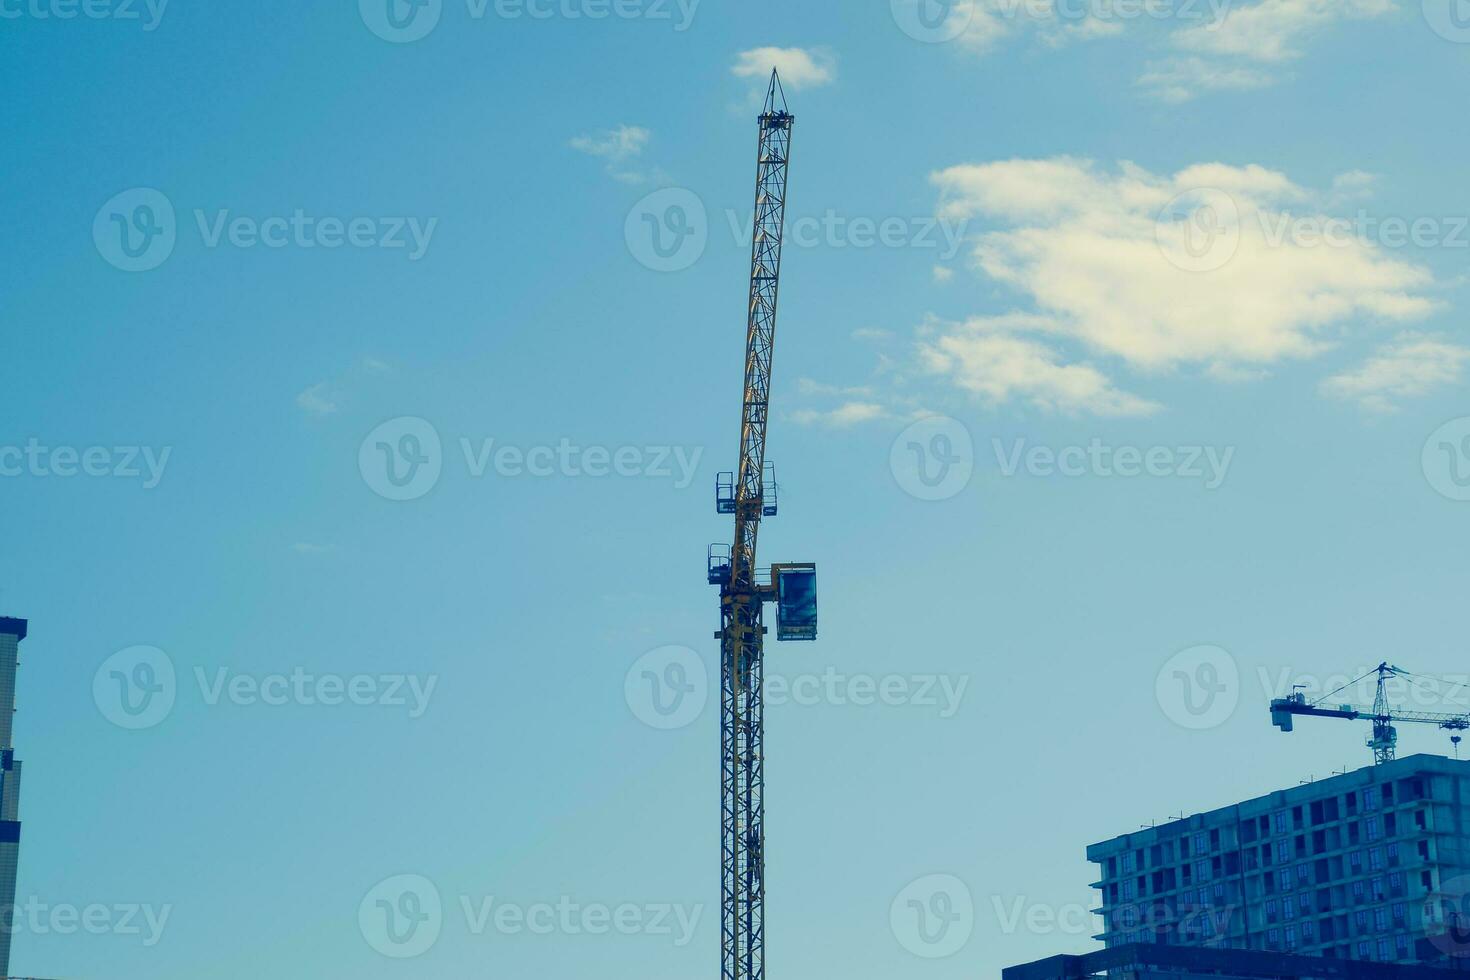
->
1087;755;1470;970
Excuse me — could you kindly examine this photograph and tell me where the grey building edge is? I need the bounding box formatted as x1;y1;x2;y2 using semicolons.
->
1004;943;1469;979
1087;755;1470;967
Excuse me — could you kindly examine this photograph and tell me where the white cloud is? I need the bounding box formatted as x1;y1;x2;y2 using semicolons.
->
1148;0;1397;101
1174;0;1394;62
570;125;654;184
930;157;1434;379
1321;333;1470;412
291;542;336;556
732;47;836;90
852;327;894;342
295;382;338;417
933;265;955;283
920;322;1161;417
1136;57;1275;103
790;401;889;427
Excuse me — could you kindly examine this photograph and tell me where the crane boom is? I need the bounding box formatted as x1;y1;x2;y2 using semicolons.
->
706;70;821;980
721;71;791;980
1270;662;1470;764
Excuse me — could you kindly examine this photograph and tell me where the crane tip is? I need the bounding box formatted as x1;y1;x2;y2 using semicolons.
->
763;69;789;117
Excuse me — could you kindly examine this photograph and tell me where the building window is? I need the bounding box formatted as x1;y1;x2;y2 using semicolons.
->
1276;841;1291;863
1366;816;1382;841
1363;787;1380;811
1392;902;1406;925
1374;907;1389;932
1278;869;1293;892
1377;938;1391;961
1369;847;1383;871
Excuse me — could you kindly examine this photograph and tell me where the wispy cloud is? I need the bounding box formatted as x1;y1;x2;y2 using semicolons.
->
296;357;394;418
790;401;890;427
295;382;338;417
732;47;836;90
916;157;1435;413
1321;333;1470;413
1142;0;1397;101
920;321;1161;417
570;125;656;184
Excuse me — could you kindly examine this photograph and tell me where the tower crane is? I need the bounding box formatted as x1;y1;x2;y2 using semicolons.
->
1270;662;1470;764
706;70;818;980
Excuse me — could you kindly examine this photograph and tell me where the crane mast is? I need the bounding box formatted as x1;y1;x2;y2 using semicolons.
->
707;70;817;980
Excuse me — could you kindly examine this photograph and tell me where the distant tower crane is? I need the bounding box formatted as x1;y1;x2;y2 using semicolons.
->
1270;662;1470;764
706;70;818;980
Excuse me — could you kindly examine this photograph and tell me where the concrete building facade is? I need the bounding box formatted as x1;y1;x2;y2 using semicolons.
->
1088;755;1470;970
0;617;27;979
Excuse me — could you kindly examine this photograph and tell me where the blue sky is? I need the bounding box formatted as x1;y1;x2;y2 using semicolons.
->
4;1;1470;977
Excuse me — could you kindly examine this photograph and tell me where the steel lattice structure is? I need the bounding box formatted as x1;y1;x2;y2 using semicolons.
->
717;71;797;980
